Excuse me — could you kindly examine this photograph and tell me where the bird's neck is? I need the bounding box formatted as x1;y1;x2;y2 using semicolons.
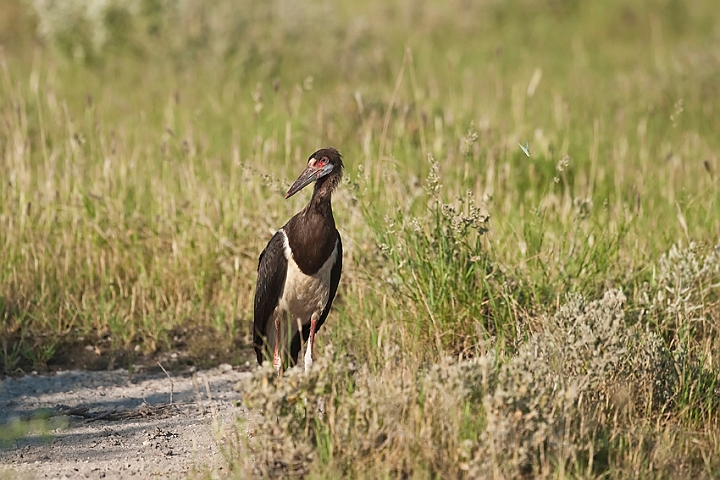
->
312;174;339;206
307;188;334;219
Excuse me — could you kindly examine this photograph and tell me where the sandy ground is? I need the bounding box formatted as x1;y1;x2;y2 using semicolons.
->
0;366;252;479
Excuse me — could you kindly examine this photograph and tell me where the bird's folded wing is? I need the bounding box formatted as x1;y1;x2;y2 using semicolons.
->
253;230;288;364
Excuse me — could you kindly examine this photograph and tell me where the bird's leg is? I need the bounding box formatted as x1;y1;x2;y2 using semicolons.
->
273;316;282;375
296;317;305;361
304;312;319;372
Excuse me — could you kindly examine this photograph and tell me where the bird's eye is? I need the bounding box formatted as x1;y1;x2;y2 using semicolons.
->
319;157;329;165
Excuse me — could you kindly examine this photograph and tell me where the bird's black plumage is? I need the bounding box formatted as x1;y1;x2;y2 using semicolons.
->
253;148;344;371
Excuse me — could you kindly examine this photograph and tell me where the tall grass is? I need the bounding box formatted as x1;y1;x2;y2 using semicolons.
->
1;0;720;476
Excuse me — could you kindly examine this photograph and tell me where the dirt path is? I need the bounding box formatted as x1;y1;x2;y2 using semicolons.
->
0;366;252;479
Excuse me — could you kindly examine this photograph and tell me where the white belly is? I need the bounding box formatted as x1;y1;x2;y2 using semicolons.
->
265;229;338;344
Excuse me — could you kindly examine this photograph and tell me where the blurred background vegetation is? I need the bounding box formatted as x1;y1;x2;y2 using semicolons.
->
1;0;719;477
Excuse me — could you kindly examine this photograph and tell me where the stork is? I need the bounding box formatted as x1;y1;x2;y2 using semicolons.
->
253;148;343;373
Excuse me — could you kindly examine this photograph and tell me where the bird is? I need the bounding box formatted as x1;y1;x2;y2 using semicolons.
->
253;148;343;373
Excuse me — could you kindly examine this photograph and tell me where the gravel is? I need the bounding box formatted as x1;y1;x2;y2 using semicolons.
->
0;366;252;479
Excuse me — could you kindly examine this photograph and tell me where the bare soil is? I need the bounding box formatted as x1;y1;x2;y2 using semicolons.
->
0;365;252;479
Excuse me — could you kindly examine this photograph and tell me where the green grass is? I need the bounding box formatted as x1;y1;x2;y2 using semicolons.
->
1;0;720;477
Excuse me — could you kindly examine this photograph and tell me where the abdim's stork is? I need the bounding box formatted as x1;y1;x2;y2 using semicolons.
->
253;148;343;373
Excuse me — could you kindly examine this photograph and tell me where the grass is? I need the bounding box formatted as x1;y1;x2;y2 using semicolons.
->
1;0;720;477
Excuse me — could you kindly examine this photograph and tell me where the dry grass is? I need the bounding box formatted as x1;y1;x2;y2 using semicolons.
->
236;286;719;478
1;0;720;477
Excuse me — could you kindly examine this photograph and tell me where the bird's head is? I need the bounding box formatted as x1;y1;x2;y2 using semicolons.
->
285;148;344;199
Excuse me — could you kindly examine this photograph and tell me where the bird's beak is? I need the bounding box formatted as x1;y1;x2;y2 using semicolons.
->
285;161;334;199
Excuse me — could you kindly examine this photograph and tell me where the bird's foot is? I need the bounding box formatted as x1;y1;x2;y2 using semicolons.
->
273;352;282;375
304;313;318;373
304;349;313;372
